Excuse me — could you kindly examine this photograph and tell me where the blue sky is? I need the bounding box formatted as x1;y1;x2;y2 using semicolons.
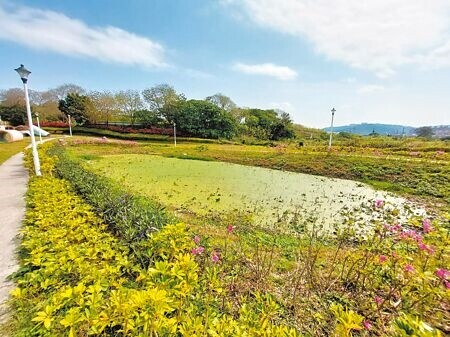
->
1;0;450;128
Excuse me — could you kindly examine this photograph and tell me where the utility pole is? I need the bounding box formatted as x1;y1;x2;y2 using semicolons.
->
328;108;336;152
173;122;177;147
68;114;73;137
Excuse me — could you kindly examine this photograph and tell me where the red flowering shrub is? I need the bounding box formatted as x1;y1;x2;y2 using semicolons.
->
40;121;70;128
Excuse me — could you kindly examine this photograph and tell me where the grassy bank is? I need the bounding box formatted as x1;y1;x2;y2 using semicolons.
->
0;139;30;164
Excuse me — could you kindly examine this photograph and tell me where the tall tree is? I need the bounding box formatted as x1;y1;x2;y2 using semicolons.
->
58;93;95;125
142;84;185;123
47;84;85;102
205;93;236;111
115;90;144;125
241;108;295;140
89;91;117;125
33;101;64;121
176;100;236;139
0;88;26;107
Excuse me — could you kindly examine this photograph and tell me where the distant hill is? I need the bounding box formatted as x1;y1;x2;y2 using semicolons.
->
323;123;450;137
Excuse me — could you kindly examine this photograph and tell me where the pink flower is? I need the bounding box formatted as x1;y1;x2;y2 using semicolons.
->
418;242;435;255
445;280;450;289
211;251;220;263
392;252;399;259
404;264;415;273
379;255;387;263
387;223;403;233
193;235;200;244
374;199;384;208
227;225;234;233
363;320;372;330
374;296;383;305
191;246;204;255
422;219;433;233
398;229;422;242
435;268;450;280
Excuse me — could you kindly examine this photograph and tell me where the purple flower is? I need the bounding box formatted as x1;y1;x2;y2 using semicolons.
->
363;320;372;330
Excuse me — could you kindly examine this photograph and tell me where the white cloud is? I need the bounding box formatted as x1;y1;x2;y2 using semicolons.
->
357;84;385;94
0;3;166;68
232;62;297;80
225;0;450;77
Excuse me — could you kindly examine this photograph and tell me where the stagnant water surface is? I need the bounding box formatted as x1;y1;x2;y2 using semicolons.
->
88;154;425;232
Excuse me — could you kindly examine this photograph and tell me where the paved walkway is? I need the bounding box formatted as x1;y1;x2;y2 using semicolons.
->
0;153;28;323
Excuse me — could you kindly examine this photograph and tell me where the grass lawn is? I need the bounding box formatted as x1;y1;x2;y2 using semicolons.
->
0;139;30;165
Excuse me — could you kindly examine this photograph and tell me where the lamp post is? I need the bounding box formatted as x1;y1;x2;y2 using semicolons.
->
35;112;43;144
328;108;336;152
68;114;73;137
173;122;177;147
15;64;41;176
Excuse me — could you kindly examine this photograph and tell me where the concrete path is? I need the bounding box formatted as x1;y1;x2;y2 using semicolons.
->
0;153;28;323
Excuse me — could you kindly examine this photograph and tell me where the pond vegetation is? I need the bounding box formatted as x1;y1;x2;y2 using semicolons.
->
87;153;426;234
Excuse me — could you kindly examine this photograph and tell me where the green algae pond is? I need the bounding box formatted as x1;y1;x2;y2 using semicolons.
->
86;154;425;232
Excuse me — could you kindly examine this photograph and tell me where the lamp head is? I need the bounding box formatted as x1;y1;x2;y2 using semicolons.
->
15;64;31;83
331;108;336;115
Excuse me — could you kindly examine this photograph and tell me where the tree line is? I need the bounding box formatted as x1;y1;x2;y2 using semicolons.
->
0;84;295;140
